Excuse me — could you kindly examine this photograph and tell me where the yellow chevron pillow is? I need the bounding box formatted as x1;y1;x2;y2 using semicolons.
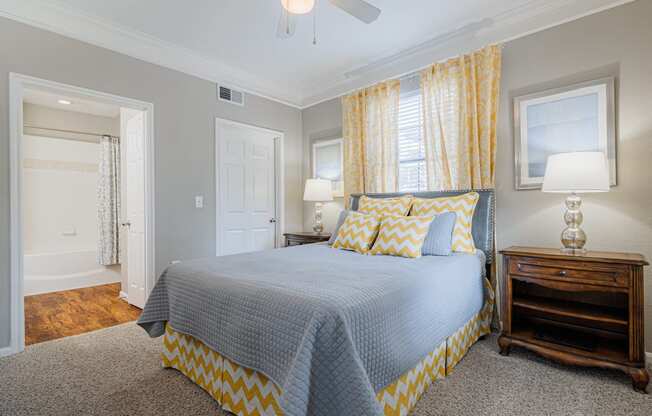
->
369;215;433;258
410;192;479;253
357;195;413;217
332;211;381;254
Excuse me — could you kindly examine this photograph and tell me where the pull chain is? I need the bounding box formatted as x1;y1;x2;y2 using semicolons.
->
286;9;291;35
313;0;317;45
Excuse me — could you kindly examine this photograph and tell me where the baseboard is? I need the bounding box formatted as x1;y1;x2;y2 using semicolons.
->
0;345;17;358
24;273;121;296
119;291;128;300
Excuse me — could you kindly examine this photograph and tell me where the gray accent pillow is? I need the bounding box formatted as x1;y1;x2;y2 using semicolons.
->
328;210;350;245
421;212;457;256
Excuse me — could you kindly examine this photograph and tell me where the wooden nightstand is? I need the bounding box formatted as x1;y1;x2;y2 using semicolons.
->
498;246;649;392
283;232;331;247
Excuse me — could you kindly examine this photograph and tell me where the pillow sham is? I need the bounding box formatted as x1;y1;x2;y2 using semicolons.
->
369;215;433;258
332;211;381;254
410;192;479;253
357;195;413;217
421;212;457;256
328;210;349;245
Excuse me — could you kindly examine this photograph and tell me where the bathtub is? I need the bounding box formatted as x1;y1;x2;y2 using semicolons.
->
24;249;121;296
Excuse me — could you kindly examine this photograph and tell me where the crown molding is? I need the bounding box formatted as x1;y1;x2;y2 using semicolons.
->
0;0;304;108
342;17;495;80
298;0;636;108
0;0;636;110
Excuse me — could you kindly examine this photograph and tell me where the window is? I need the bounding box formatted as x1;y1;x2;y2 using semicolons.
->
398;80;427;192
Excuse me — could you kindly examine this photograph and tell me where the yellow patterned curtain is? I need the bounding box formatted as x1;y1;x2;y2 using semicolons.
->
420;44;502;190
342;80;401;205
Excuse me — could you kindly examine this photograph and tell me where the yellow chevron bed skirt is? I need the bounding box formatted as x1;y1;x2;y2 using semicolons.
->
161;279;494;416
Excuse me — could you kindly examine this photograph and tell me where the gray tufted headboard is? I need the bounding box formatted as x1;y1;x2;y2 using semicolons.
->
349;189;496;264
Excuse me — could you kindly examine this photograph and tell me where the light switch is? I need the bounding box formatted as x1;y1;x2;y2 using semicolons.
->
195;195;204;208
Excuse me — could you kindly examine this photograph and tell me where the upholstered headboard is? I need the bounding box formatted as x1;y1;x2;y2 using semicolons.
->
348;189;496;264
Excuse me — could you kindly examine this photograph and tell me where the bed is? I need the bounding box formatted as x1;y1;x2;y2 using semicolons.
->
138;190;495;416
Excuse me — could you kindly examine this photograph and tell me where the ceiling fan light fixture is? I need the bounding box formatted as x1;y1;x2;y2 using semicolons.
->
281;0;315;15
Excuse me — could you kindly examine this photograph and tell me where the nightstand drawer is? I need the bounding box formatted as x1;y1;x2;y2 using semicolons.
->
509;257;629;287
283;232;331;246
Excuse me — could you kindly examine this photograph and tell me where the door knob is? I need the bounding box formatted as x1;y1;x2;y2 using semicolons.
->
121;221;132;227
269;218;277;223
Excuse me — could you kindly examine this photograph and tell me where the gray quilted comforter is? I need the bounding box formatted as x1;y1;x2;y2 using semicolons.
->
138;243;485;416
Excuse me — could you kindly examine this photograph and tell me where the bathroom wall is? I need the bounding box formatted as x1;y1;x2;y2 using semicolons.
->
23;134;100;254
23;102;119;143
23;103;120;255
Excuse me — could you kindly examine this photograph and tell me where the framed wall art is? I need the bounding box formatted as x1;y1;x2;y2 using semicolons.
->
312;138;344;197
513;77;616;190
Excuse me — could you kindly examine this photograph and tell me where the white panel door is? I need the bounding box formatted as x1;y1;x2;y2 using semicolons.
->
217;121;277;256
122;108;146;308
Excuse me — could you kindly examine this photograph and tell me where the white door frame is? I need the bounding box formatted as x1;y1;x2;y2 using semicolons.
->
214;117;285;256
5;73;156;357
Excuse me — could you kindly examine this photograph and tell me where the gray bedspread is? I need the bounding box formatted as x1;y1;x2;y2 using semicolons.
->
138;243;485;416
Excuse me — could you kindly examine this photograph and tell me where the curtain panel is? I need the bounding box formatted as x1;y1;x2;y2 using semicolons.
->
97;135;121;266
342;79;401;204
420;44;502;190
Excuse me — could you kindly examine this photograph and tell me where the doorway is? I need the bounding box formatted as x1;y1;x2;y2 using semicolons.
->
6;74;155;355
215;118;284;256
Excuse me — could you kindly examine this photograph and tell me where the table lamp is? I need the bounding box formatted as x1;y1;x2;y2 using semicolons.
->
303;178;333;234
542;152;610;253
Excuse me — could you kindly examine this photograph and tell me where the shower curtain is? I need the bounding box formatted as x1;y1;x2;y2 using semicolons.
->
97;135;121;266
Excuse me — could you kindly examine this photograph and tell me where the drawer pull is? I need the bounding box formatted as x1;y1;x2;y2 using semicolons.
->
558;270;567;277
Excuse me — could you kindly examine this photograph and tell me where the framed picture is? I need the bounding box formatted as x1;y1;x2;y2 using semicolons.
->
514;77;616;190
312;138;344;197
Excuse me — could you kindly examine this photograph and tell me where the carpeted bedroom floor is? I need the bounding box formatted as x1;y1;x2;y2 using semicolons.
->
1;323;650;416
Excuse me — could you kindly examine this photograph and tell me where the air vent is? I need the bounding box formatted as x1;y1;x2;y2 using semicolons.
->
218;85;245;106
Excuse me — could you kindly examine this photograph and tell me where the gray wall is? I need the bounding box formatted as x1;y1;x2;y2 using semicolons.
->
23;103;120;141
301;0;652;350
0;17;303;349
301;99;344;232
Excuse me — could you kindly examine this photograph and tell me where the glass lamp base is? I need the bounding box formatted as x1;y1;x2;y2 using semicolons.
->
313;202;324;234
559;193;587;255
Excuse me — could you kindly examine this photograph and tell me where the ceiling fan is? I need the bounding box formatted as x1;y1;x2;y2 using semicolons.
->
277;0;381;44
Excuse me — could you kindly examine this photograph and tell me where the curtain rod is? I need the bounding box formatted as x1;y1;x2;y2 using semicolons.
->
23;124;120;140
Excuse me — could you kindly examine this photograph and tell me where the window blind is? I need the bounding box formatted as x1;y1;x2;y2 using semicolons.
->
398;84;426;192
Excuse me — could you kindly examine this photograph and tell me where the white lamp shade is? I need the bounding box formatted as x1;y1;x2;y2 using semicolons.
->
542;152;610;193
303;178;333;202
281;0;315;14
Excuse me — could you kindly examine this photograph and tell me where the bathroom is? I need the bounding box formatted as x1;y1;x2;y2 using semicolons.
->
21;87;147;344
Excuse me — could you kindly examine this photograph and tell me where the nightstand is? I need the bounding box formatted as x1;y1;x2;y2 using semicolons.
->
498;246;649;392
283;232;331;247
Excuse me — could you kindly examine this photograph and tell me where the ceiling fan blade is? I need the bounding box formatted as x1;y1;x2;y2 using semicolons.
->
329;0;381;24
276;9;296;38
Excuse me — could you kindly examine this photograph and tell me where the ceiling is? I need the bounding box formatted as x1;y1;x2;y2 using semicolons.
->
1;0;634;108
23;88;121;118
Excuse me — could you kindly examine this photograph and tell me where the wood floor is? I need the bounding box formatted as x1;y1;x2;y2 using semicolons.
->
24;283;142;345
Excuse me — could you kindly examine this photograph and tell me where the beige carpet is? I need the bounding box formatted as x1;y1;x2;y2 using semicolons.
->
1;323;650;416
